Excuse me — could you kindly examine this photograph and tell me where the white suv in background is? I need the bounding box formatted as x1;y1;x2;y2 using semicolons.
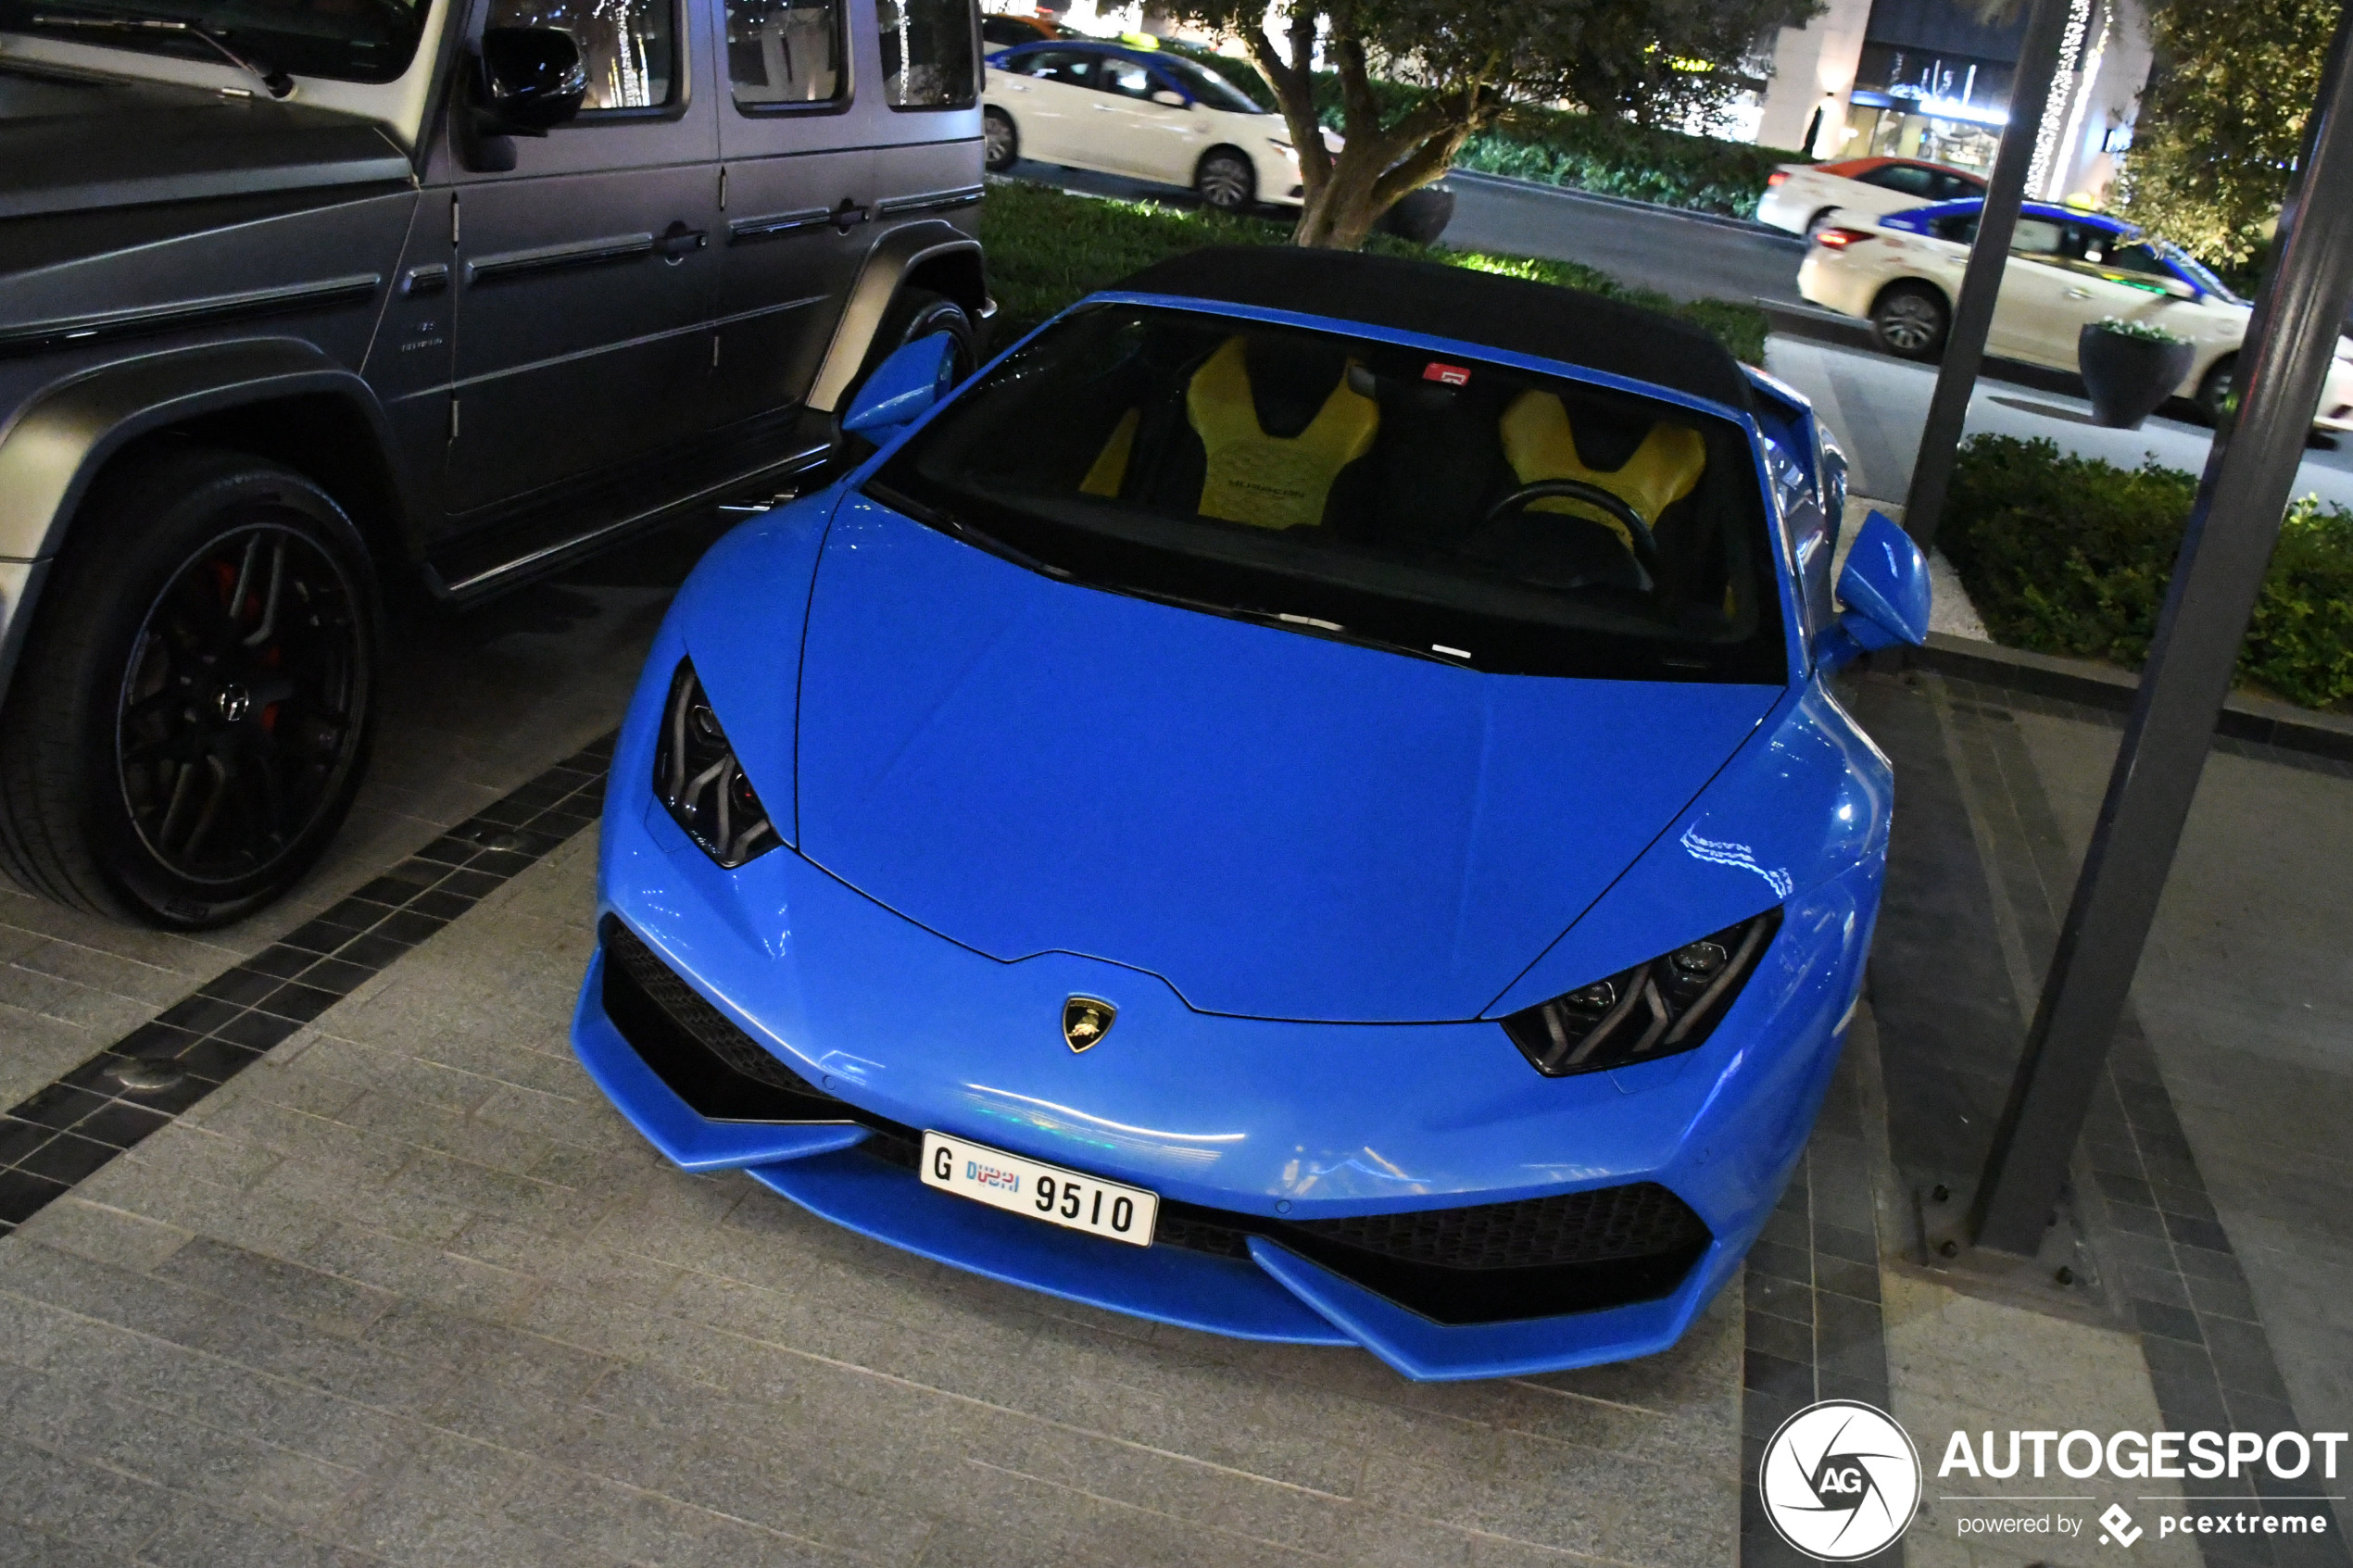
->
1756;157;1985;240
984;38;1308;210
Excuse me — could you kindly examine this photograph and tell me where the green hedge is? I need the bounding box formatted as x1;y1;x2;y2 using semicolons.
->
977;180;1768;363
1943;434;2353;710
1306;74;1803;219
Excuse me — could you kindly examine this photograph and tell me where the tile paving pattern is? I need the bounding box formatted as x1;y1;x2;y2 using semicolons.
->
0;740;613;1242
1738;1044;1901;1568
1854;671;2351;1568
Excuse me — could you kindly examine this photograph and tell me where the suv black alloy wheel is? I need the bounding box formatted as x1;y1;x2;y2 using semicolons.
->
0;447;380;928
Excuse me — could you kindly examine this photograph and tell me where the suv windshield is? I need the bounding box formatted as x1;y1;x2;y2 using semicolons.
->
0;0;430;82
871;304;1787;684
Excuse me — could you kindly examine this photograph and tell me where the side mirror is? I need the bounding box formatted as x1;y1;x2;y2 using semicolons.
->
1816;510;1931;670
480;27;587;131
452;26;585;171
841;332;960;435
1151;88;1188;108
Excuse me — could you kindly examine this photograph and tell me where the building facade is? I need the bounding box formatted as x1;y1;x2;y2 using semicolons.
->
1753;0;2152;206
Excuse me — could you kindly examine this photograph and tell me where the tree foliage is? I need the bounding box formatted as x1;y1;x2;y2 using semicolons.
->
2115;0;2342;270
1162;0;1818;248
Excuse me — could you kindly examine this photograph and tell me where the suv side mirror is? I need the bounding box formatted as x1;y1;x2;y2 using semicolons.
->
480;27;586;130
842;332;961;435
453;26;585;171
1816;510;1931;670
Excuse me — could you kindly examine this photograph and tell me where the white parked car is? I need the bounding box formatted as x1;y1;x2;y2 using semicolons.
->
1797;197;2353;431
984;38;1308;210
1756;157;1985;239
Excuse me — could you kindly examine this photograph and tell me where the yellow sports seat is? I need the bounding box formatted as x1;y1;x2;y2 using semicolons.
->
1498;390;1706;552
1075;336;1379;531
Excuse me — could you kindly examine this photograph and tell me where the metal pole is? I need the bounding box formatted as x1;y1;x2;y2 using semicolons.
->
1900;0;2072;553
1968;5;2353;1257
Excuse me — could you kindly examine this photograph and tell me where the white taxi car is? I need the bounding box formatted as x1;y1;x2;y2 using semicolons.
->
1755;157;1984;239
984;38;1306;210
1797;197;2353;430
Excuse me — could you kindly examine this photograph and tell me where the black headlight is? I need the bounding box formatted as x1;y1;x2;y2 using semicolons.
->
654;659;779;869
1501;908;1782;1077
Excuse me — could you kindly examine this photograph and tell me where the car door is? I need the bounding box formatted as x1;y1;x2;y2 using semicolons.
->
1984;215;2081;363
2005;220;2157;367
1848;161;1939;219
442;0;720;522
1085;55;1195;183
709;0;871;432
993;47;1094;163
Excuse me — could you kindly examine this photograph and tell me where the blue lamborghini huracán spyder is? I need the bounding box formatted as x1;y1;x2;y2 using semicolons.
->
571;246;1929;1381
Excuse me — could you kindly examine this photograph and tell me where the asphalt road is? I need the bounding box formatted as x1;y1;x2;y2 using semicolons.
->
1000;159;1811;306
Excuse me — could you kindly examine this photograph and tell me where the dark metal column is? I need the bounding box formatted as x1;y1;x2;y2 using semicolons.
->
1899;0;2071;553
1968;6;2353;1256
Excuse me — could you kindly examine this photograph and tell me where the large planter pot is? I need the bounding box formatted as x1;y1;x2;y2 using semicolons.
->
2078;323;2196;429
1380;183;1455;245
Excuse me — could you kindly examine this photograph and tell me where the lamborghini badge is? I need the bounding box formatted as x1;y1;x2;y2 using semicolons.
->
1063;997;1115;1052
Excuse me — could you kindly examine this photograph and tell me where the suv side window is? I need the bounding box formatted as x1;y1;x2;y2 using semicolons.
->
726;0;844;106
488;0;677;110
876;0;976;108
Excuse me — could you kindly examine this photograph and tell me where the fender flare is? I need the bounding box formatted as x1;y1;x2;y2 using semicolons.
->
0;336;404;697
804;220;989;414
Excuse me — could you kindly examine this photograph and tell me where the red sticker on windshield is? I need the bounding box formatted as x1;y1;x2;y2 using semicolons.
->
1422;362;1471;386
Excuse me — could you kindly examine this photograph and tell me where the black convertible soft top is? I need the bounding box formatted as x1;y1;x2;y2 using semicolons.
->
1115;246;1755;412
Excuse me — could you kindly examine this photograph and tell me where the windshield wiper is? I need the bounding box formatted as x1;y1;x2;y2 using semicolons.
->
30;9;294;95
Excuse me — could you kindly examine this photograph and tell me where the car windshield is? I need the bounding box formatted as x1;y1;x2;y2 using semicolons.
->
869;304;1788;684
0;0;430;82
1158;54;1265;114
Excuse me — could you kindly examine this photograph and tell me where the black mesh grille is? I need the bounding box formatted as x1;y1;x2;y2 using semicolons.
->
1291;1184;1705;1272
606;922;831;1098
598;921;1707;1325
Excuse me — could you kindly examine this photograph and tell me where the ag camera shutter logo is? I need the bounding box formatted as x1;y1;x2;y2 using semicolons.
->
1761;1399;1924;1560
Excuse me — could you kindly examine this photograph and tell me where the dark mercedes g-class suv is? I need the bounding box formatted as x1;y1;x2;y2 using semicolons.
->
0;0;989;928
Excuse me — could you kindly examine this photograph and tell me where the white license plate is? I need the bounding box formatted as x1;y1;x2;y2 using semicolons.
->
919;1131;1158;1248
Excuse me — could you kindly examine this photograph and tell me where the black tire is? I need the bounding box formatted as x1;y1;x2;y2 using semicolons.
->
1194;147;1256;212
2196;354;2237;426
1871;282;1950;360
0;445;380;928
983;107;1018;173
870;287;978;384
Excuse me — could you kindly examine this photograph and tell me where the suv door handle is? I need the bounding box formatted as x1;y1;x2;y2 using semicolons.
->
657;222;709;259
829;197;870;232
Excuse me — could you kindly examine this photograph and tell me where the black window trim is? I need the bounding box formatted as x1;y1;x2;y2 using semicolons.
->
722;0;855;116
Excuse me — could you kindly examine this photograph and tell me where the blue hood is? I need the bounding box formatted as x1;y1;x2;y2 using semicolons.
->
792;497;1781;1022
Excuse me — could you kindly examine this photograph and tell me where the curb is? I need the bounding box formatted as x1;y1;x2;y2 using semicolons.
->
1907;632;2353;764
1441;169;1804;242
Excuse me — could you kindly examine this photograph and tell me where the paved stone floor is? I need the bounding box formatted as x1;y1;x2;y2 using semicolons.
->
4;824;1744;1568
